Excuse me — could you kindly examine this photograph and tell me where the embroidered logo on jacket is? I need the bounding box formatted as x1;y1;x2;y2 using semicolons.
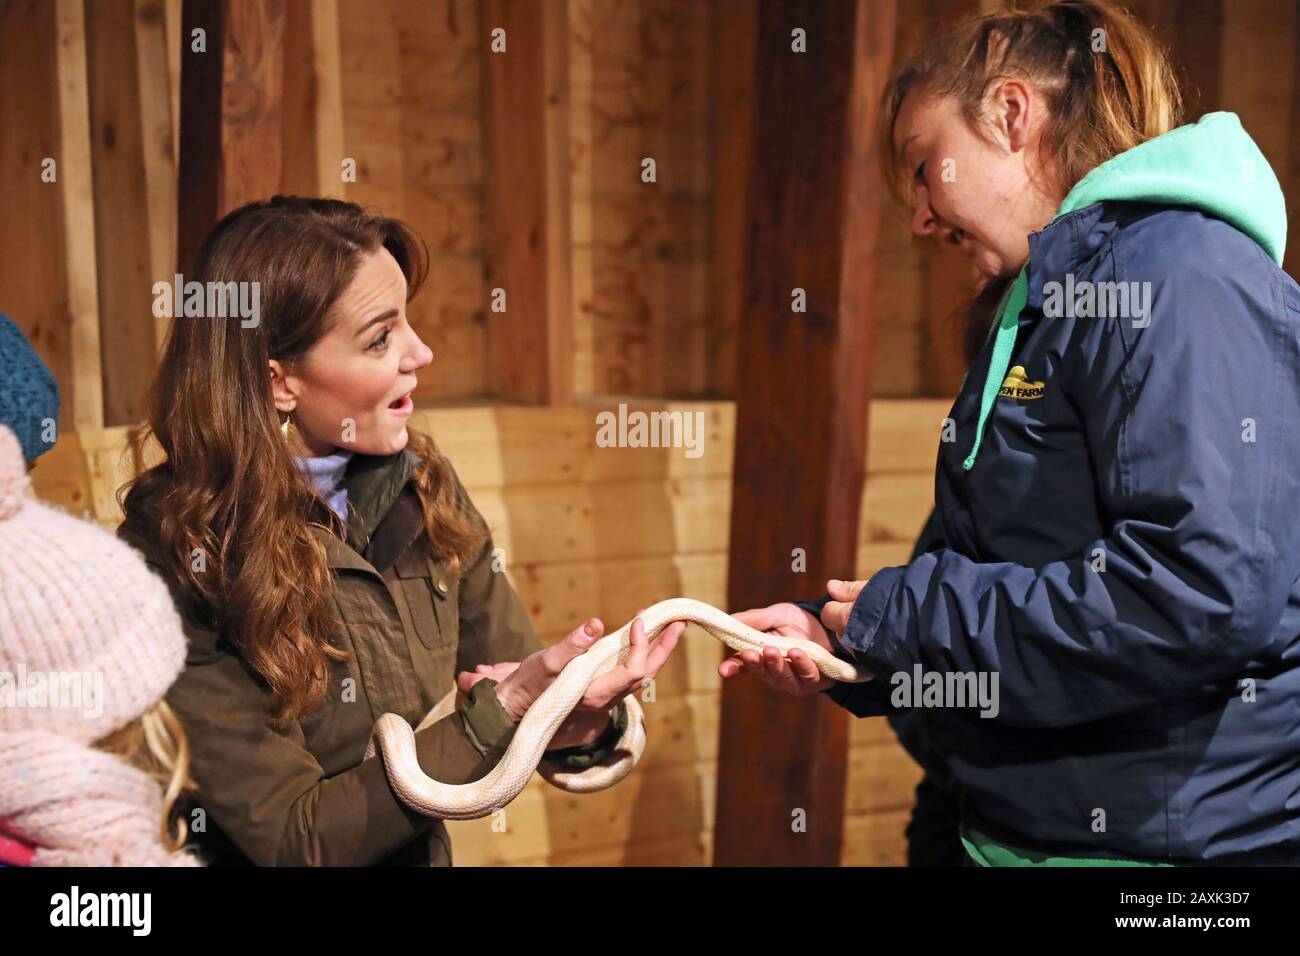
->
998;366;1045;400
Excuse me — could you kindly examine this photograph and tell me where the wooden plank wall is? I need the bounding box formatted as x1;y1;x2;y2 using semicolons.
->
337;0;491;400
8;0;1300;417
479;0;574;404
568;0;715;398
12;0;1296;422
334;0;717;402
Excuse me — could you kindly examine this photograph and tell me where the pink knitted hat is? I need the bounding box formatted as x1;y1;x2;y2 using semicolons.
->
0;425;187;742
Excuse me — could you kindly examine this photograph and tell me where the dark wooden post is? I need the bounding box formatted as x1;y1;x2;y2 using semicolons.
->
922;0;981;398
177;0;286;275
714;0;896;867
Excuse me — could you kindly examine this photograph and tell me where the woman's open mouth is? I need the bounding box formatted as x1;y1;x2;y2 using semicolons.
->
388;393;414;417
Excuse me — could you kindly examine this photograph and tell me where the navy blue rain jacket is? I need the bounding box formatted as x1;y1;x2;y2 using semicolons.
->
802;114;1300;864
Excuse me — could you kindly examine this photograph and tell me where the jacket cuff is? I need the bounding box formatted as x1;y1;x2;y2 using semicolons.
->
792;595;856;661
457;678;518;763
544;700;629;770
825;679;894;717
794;586;898;718
840;567;905;664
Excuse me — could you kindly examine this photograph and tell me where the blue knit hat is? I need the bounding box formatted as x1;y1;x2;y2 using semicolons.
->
0;312;61;463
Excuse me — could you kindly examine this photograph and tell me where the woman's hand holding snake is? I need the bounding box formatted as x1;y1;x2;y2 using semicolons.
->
456;612;685;749
723;600;837;695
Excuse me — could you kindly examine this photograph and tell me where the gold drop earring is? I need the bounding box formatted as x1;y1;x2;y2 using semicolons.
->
281;413;296;443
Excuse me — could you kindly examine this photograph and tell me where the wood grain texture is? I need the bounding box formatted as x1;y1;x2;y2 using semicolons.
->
337;0;490;400
716;0;896;867
85;0;162;426
54;0;104;433
281;0;345;198
480;0;573;403
0;0;96;434
710;0;757;399
134;0;179;351
26;0;107;432
569;0;715;399
218;0;285;205
176;0;286;273
1216;0;1299;281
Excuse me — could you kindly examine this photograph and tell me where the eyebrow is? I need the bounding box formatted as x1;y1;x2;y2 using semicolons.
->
354;308;399;337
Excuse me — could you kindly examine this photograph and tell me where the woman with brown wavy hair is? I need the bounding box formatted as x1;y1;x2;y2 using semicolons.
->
118;196;683;866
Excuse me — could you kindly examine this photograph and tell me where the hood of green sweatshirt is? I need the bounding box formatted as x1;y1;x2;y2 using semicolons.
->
962;112;1288;471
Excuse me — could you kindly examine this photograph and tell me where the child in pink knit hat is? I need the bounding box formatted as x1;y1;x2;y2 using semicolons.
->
0;425;201;866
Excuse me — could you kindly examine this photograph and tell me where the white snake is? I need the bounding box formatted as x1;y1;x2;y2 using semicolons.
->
365;598;870;820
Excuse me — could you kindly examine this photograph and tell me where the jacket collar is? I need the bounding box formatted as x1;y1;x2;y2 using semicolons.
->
1025;200;1114;311
342;448;420;550
309;448;421;568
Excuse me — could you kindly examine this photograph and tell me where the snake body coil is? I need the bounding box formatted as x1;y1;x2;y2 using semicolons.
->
367;598;868;820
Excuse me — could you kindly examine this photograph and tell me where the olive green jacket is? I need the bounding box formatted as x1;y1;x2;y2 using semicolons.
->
119;448;626;866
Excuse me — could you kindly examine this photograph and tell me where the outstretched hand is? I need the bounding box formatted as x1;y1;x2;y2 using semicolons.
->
719;602;834;695
720;578;872;696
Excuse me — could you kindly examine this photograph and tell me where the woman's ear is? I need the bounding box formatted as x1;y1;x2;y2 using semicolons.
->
268;359;299;414
990;78;1035;154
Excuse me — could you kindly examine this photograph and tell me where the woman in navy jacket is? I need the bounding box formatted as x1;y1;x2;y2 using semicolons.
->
725;1;1300;865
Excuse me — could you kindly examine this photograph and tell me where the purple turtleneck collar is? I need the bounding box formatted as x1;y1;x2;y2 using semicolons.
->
293;449;353;524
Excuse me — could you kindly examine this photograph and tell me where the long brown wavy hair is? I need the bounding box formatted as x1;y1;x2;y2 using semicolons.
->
119;197;485;726
878;0;1184;340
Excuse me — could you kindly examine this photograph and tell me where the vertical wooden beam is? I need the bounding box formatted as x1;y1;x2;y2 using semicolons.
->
1218;0;1298;281
921;0;982;396
567;0;594;399
715;0;896;867
540;0;572;406
480;0;573;405
85;0;174;426
1171;0;1223;120
177;0;286;275
335;0;404;214
923;244;976;395
166;0;182;169
1131;0;1222;120
711;0;759;400
281;0;344;199
135;0;180;353
0;0;102;434
55;0;105;432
